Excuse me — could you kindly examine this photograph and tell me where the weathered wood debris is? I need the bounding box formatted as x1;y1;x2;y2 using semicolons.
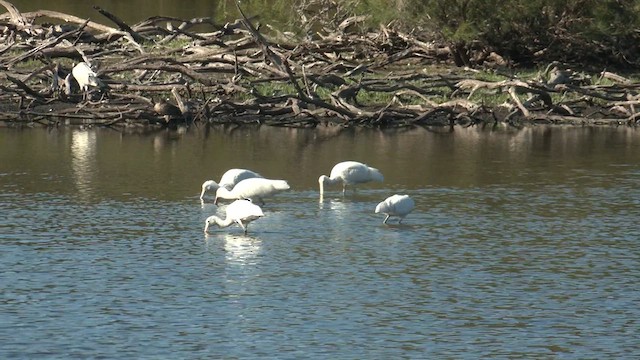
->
1;0;639;129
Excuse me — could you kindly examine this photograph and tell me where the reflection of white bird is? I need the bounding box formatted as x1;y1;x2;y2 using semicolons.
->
220;233;262;263
71;62;106;100
375;194;415;224
204;200;264;234
319;161;383;196
215;177;290;205
200;169;263;200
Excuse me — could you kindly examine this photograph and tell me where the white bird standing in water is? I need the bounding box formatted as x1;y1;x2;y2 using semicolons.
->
375;194;415;224
318;161;384;196
204;199;264;234
70;62;106;100
214;177;290;205
200;168;263;200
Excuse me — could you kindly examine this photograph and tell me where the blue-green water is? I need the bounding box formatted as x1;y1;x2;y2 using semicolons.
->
1;125;639;358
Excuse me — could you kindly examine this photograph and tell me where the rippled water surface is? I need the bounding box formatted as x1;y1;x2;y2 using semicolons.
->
1;126;639;358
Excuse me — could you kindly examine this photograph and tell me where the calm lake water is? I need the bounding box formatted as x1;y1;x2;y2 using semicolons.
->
10;0;295;29
1;124;639;358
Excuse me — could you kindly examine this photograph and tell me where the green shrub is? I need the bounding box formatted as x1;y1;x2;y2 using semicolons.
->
397;0;640;67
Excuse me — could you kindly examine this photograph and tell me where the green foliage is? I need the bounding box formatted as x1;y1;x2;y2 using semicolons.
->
282;0;639;66
393;0;640;66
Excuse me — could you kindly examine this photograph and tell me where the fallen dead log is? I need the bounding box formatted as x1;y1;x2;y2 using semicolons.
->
0;0;638;129
3;20;88;66
93;5;147;45
8;10;118;34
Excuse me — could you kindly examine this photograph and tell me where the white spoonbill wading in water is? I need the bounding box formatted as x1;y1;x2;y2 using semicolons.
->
318;161;384;196
71;62;106;100
204;200;264;234
200;168;263;200
214;177;290;205
375;194;415;224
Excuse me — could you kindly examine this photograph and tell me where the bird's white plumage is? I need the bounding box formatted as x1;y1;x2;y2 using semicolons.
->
375;194;415;224
219;168;263;189
319;161;384;196
200;168;263;200
214;177;290;204
71;62;104;98
204;199;264;234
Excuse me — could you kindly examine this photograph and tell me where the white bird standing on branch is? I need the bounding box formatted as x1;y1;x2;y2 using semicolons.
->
204;199;264;234
375;194;415;224
214;177;290;205
71;62;106;100
318;161;384;197
200;168;263;200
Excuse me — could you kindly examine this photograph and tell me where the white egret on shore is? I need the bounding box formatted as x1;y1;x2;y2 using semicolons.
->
375;194;415;224
71;62;106;100
204;200;264;234
318;161;383;196
214;177;290;205
200;169;263;200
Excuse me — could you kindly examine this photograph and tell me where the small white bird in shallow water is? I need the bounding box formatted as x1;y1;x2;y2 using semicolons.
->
214;177;290;205
318;161;383;196
200;169;263;200
71;62;106;100
375;194;415;224
204;199;264;234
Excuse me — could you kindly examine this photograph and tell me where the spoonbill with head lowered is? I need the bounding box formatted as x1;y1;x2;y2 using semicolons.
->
204;199;264;234
71;62;106;100
318;161;383;196
215;177;290;205
200;168;263;200
375;194;415;224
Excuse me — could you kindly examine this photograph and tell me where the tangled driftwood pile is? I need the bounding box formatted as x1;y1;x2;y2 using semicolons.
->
1;0;639;129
